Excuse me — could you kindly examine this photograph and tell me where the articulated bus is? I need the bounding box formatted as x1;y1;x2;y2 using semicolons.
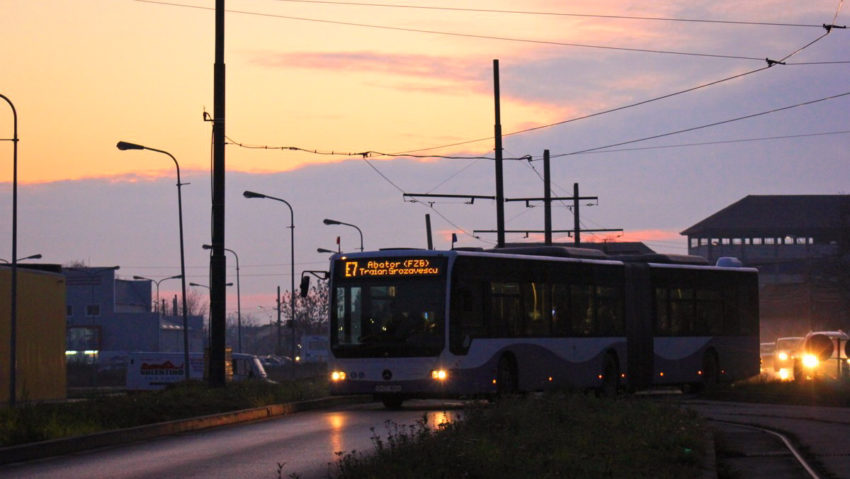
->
327;246;759;408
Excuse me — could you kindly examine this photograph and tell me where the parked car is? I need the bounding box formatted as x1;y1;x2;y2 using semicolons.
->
773;336;804;380
793;330;849;382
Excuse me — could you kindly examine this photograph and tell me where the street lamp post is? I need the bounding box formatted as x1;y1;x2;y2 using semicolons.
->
323;218;364;252
243;190;296;363
117;141;190;381
2;93;19;407
204;244;241;352
190;282;233;289
133;274;182;316
0;254;42;264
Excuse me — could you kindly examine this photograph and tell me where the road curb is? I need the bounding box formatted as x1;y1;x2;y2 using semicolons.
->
0;395;372;466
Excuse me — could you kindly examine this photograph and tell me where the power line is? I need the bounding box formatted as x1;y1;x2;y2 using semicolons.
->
268;0;838;28
394;65;772;155
549;90;850;159
538;129;850;157
138;0;767;61
225;136;497;160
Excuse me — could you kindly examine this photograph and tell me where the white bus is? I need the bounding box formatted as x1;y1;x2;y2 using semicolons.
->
327;247;759;408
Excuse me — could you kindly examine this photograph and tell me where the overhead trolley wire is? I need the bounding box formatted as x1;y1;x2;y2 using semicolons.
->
548;90;850;159
268;0;837;29
551;129;850;156
139;0;768;61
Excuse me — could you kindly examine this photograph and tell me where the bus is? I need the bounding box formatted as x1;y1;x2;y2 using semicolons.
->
327;246;759;408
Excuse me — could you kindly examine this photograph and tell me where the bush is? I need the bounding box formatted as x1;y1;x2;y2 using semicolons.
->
0;377;329;447
327;394;705;479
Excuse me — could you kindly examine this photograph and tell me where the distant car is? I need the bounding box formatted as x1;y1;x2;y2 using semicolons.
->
773;336;804;380
760;342;775;375
260;355;293;368
793;330;849;382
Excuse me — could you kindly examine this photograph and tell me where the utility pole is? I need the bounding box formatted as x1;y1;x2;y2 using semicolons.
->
543;150;551;245
276;285;282;356
493;59;505;247
486;180;620;241
209;0;227;387
573;183;581;246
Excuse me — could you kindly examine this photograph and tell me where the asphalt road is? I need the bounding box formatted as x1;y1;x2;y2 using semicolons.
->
0;400;466;479
683;399;850;479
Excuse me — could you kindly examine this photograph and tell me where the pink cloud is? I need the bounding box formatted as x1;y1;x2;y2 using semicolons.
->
253;51;483;86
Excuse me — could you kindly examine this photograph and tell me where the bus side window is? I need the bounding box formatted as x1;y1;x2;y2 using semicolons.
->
655;288;670;335
570;284;593;336
595;285;623;336
491;282;522;338
523;281;549;336
450;282;485;353
551;283;570;336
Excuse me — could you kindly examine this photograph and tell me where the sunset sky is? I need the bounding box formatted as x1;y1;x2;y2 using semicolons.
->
1;1;848;320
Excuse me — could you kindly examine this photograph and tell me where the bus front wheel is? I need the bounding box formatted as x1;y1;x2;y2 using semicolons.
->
496;356;518;396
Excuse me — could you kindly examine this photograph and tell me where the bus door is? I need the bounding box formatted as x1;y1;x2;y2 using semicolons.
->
624;263;653;389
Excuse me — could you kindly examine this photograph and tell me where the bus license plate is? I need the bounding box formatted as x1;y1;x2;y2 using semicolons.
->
375;385;402;393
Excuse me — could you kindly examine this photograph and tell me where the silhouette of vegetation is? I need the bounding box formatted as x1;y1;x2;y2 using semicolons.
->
320;394;706;479
0;378;328;447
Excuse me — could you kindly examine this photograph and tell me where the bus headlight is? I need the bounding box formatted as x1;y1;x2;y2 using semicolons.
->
777;352;788;361
778;368;790;381
431;369;448;381
330;370;347;382
802;354;819;369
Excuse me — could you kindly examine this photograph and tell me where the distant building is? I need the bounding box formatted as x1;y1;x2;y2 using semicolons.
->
0;265;67;404
681;195;850;340
65;266;204;367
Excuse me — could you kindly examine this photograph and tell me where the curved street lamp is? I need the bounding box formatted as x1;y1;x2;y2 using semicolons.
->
243;190;296;361
323;218;364;252
2;93;19;406
189;282;233;289
204;244;242;352
117;140;190;380
133;274;182;316
0;253;41;264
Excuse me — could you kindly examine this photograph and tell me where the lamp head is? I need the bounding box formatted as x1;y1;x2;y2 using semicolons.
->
132;275;147;280
202;244;212;250
243;190;266;199
116;141;145;151
323;218;341;225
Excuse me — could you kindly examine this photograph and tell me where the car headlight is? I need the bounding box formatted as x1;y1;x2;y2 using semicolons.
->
802;354;819;369
777;352;788;361
431;369;448;381
330;370;346;381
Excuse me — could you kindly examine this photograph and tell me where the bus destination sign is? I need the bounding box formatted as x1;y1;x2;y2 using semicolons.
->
339;257;443;278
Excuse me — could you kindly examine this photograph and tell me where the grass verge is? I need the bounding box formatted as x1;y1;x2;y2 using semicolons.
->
0;378;328;447
313;393;707;479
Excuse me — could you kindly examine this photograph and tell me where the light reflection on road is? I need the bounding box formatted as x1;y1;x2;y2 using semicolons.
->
0;399;473;479
321;399;465;464
326;412;346;457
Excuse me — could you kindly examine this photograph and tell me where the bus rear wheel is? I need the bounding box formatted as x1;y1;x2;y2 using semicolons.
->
496;356;518;396
699;351;719;391
598;354;619;397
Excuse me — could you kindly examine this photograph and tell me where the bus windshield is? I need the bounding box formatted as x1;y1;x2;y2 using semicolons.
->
331;278;445;358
